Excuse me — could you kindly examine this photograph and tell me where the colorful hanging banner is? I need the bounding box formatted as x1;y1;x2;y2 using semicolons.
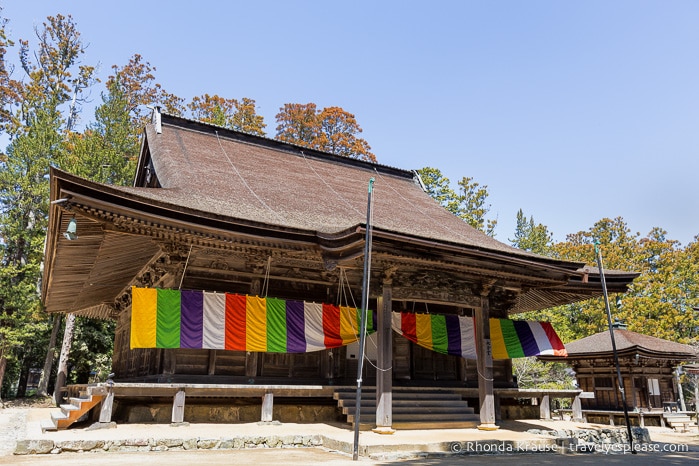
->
391;312;567;359
130;287;376;352
391;312;477;359
490;318;567;358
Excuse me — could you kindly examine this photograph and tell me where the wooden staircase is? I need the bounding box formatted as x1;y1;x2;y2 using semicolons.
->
41;389;104;432
663;412;693;432
334;388;480;429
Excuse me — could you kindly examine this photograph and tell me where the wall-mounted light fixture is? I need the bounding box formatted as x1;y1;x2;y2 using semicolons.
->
63;217;78;241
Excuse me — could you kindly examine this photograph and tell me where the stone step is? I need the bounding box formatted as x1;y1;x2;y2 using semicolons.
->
60;403;80;413
334;388;477;429
40;419;57;433
337;398;469;408
355;420;481;430
348;411;479;423
342;405;475;418
44;394;104;430
664;415;692;422
50;412;68;422
342;405;474;415
340;403;474;413
69;396;93;408
333;390;462;401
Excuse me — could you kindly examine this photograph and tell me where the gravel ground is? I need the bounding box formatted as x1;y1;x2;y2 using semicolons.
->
0;398;54;455
2;396;699;460
0;407;27;455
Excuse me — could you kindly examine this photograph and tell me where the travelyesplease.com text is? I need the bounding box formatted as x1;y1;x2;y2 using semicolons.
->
448;441;689;455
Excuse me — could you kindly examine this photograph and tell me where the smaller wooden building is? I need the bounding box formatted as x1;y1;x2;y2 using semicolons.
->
541;323;697;412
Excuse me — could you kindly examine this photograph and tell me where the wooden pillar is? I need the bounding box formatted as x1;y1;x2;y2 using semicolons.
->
675;367;687;411
540;394;551;420
246;279;261;378
172;389;185;423
163;350;176;375
261;392;274;422
475;293;497;430
572;395;583;421
374;284;394;433
99;389;114;423
207;350;217;375
502;358;514;387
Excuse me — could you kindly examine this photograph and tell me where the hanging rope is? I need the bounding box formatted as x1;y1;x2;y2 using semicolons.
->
215;131;286;223
301;151;364;217
178;244;194;290
262;256;272;297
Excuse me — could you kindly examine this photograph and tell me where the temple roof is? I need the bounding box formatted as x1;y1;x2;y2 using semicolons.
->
42;112;638;319
541;328;698;361
127;113;543;256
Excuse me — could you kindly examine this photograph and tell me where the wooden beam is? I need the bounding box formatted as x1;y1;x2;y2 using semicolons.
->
261;392;273;422
374;285;394;433
572;395;583;421
539;395;551;420
475;294;497;430
98;389;114;423
207;350;217;376
172;389;185;423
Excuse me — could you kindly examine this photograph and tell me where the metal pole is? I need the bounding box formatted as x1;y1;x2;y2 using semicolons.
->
353;178;375;461
594;241;636;454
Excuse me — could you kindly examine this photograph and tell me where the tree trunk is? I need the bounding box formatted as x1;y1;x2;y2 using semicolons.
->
0;348;6;403
54;313;76;406
676;368;687;411
15;349;30;398
37;314;61;397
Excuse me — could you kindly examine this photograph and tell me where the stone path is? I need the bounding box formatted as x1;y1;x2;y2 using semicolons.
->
0;407;27;456
3;403;699;460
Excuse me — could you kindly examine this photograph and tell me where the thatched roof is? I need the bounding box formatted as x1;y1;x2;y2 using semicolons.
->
542;328;697;362
41;112;638;319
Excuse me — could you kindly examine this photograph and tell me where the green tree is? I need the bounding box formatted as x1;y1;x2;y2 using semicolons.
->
455;176;497;235
414;167;460;213
509;209;553;255
60;77;139;185
512;358;576;391
0;14;95;399
69;319;115;384
518;218;699;346
416;167;497;236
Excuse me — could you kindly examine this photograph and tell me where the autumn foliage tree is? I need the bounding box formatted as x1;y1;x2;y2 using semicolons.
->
512;217;699;345
0;13;96;399
275;103;376;162
188;94;266;136
511;215;699;390
106;54;185;128
0;15;20;131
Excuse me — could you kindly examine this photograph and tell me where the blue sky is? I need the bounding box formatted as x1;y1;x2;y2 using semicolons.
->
4;1;698;246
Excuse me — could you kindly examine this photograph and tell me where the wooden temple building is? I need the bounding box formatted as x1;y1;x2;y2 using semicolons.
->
541;323;697;413
41;110;638;430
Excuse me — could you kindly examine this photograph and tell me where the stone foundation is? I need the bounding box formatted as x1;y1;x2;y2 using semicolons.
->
500;404;539;420
114;401;341;424
15;434;324;455
527;426;651;450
